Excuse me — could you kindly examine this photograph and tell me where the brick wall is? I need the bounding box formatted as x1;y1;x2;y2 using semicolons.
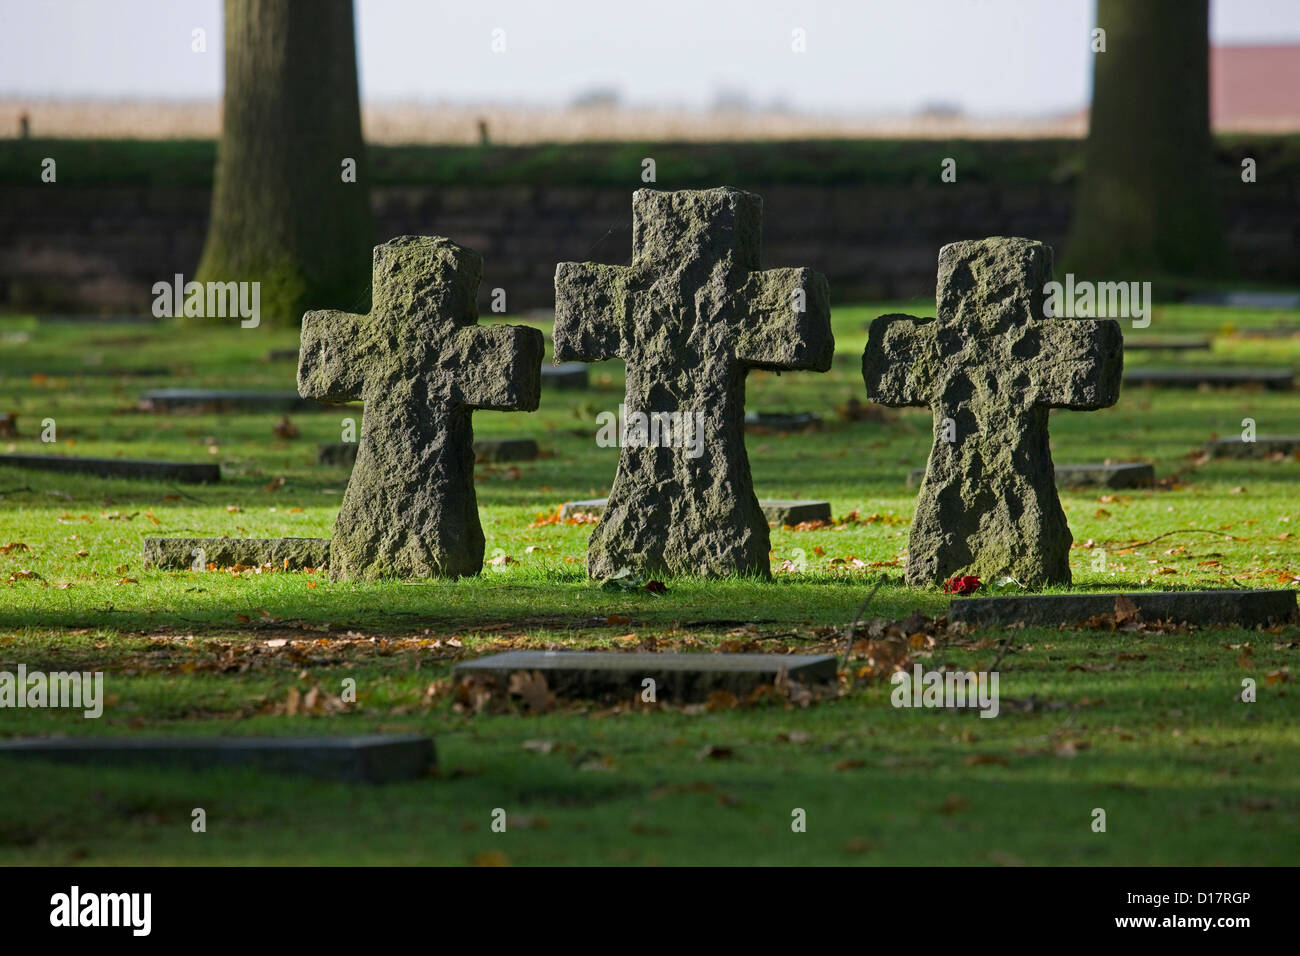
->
2;181;1295;316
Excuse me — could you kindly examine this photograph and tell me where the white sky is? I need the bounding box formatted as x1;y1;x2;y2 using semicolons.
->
1;0;1298;115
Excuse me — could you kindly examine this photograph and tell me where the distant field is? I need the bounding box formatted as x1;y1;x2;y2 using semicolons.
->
0;98;1093;144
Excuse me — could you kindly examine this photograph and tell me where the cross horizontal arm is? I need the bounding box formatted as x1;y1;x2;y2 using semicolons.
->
553;262;630;362
445;325;545;411
1033;318;1124;409
863;314;940;407
736;267;833;371
298;309;371;402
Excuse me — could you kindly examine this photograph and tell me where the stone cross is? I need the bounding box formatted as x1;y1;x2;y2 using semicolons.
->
299;236;543;581
554;187;833;579
863;237;1123;588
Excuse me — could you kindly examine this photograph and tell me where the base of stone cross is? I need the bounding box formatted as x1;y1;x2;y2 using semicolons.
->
744;411;821;431
0;453;220;483
559;497;831;526
542;362;589;390
0;735;435;784
1123;337;1211;352
143;537;330;570
950;589;1297;630
139;389;332;412
318;438;539;467
453;650;838;701
1204;435;1300;459
907;462;1154;490
1124;367;1294;390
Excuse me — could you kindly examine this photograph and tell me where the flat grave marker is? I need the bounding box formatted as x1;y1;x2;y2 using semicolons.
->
144;537;330;570
542;362;590;390
560;496;831;526
454;650;837;701
0;735;435;784
1123;337;1210;352
1185;291;1300;309
950;589;1297;630
906;462;1154;490
1124;367;1293;390
1203;435;1300;459
0;453;220;484
744;410;821;431
140;388;327;413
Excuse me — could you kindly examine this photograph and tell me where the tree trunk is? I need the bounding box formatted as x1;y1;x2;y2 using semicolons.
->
1064;0;1230;279
196;0;372;324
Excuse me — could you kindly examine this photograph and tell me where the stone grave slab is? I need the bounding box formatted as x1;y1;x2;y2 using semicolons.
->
1227;326;1300;340
474;437;540;462
143;537;330;570
560;497;831;525
1185;291;1300;309
298;236;543;580
542;362;589;390
744;410;822;431
140;388;325;412
75;365;173;377
950;589;1296;630
267;348;301;361
39;313;161;324
906;462;1154;490
1203;435;1300;459
864;237;1122;587
554;187;833;578
0;735;434;784
1123;337;1210;352
1124;367;1293;390
319;437;539;467
454;650;837;701
318;442;359;466
0;453;220;484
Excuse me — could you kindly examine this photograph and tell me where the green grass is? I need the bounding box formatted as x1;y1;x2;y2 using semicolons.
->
0;300;1298;865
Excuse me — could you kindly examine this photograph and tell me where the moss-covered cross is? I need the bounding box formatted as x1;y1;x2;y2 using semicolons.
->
298;236;543;581
554;187;833;579
864;237;1123;588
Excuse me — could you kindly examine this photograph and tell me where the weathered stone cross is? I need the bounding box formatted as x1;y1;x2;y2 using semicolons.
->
298;236;543;581
554;187;833;579
863;237;1123;588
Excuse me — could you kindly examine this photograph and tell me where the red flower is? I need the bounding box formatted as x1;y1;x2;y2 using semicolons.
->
942;575;981;595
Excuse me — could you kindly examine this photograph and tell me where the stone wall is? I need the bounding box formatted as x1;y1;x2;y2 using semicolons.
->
2;181;1296;316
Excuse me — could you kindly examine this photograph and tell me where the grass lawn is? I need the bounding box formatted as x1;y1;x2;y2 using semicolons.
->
0;299;1297;865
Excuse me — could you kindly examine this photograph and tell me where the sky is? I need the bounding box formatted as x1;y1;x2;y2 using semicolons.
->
1;0;1298;116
